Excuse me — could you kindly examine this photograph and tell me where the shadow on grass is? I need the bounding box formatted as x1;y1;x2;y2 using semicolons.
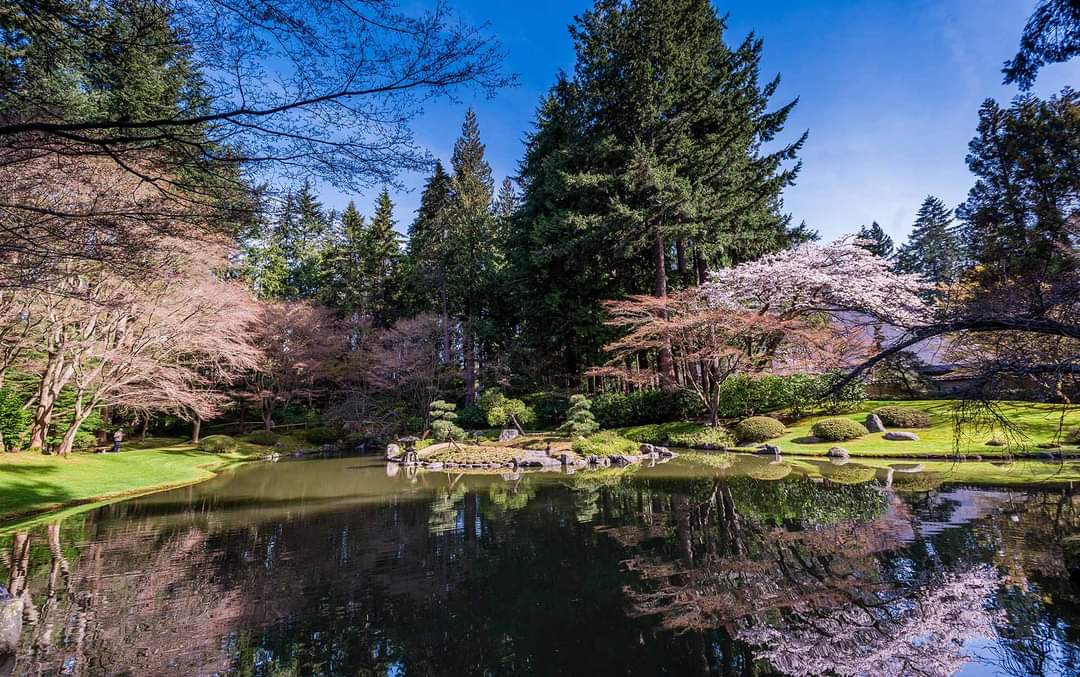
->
0;463;61;475
790;436;826;445
0;479;76;519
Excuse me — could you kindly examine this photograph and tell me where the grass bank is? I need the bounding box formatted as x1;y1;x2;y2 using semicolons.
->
0;436;279;525
621;400;1080;458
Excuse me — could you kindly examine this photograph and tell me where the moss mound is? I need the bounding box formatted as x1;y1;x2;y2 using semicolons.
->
733;416;785;444
572;431;639;457
812;417;869;442
872;405;932;428
199;435;239;453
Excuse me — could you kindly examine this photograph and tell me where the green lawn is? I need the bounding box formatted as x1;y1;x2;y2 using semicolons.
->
0;437;269;524
620;399;1080;458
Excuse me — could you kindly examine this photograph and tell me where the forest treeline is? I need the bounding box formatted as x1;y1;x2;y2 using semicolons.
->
0;0;1076;450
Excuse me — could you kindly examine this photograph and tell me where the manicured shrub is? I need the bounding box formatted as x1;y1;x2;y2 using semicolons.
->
733;416;785;444
480;389;536;430
667;426;732;449
455;404;487;429
560;394;599;436
872;405;932;428
429;400;465;442
572;431;640;457
811;417;869;442
247;430;278;446
590;389;703;428
199;435;239;453
304;426;341;445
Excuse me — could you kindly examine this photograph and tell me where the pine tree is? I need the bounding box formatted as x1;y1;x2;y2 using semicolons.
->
321;201;367;313
957;90;1079;281
895;196;965;285
362;188;403;327
856;222;894;258
406;161;455;358
511;0;805;377
560;394;599;436
445;109;501;403
289;182;330;299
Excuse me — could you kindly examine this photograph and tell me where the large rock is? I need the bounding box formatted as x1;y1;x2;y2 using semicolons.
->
755;444;781;457
884;431;920;441
827;446;850;459
656;446;675;458
513;450;560;468
609;454;640;466
0;588;21;656
385;443;401;460
639;443;657;455
499;429;520;442
865;414;886;433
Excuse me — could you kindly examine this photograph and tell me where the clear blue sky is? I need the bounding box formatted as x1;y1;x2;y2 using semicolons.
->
329;0;1079;245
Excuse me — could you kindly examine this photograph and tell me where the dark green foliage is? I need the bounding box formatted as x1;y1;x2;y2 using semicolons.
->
715;373;866;418
957;89;1080;280
520;392;570;429
199;435;239;453
1004;0;1080;89
590;390;703;429
304;427;341;445
895;195;965;286
872;406;932;428
455;404;487;430
561;394;599;436
511;0;806;375
733;416;786;444
0;386;30;450
246;430;279;446
855;221;894;258
666;427;731;449
811;418;869;442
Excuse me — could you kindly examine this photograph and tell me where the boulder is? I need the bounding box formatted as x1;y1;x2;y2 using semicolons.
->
499;429;520;442
985;437;1007;447
755;444;781;456
0;589;21;655
865;414;886;433
385;443;401;460
656;446;675;458
827;446;850;459
609;454;640;466
884;431;919;441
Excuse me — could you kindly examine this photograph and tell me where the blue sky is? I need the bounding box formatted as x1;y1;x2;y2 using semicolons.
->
329;0;1079;245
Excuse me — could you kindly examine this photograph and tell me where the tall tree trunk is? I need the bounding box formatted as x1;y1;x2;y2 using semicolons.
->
261;399;274;431
191;416;202;444
139;417;149;440
653;236;677;390
694;246;708;285
676;239;686;276
462;319;476;404
441;291;452;364
56;396;95;455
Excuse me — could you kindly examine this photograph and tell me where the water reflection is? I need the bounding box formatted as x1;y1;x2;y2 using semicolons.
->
0;455;1077;676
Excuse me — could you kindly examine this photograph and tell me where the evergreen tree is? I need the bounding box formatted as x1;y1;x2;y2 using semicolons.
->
362;188;403;327
511;0;805;377
895;196;965;285
445;109;502;403
321;202;367;313
289;182;330;299
957;90;1079;281
406;161;455;358
855;222;894;258
560;394;599;436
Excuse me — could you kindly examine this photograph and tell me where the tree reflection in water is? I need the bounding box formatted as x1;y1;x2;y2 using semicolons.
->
0;458;1077;676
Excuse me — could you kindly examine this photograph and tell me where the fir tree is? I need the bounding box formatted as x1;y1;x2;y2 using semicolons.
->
560;394;599;436
895;196;965;285
406;161;455;358
445;109;501;403
362;188;403;327
856;222;894;258
321;202;367;313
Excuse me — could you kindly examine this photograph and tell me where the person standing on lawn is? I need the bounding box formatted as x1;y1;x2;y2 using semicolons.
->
111;429;124;453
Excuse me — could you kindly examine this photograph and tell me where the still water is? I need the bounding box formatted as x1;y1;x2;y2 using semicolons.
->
2;453;1079;676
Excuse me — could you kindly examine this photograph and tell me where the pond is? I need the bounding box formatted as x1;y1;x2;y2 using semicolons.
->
1;453;1079;676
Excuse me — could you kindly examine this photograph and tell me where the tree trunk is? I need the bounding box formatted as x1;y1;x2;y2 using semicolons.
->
261;404;274;432
676;239;686;276
463;319;476;404
191;416;202;444
653;236;677;390
140;417;149;440
694;247;708;285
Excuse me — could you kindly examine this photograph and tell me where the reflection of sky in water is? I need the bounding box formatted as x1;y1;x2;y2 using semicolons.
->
0;455;1077;676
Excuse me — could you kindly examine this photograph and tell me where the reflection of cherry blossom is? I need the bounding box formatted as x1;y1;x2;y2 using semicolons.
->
735;565;1002;677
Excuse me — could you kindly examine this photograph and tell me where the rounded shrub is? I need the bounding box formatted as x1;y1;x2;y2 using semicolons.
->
571;431;638;457
872;406;932;428
668;427;732;449
733;416;785;444
199;434;239;453
304;426;341;445
455;404;487;429
811;417;869;442
246;430;278;446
